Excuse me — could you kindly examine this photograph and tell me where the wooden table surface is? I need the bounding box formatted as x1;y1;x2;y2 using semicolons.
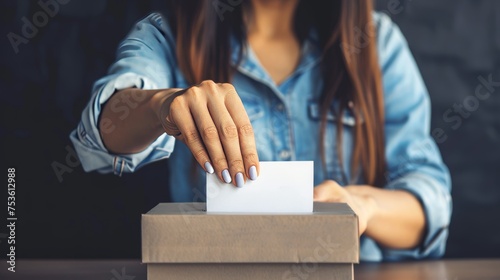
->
1;259;499;279
355;259;500;280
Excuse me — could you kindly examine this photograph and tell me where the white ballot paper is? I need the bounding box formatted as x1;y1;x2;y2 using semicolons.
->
206;161;313;213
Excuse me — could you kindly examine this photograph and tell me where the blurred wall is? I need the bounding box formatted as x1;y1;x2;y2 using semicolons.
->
0;0;499;258
0;0;172;258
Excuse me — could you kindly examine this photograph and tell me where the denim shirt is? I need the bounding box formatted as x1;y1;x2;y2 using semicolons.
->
70;12;452;262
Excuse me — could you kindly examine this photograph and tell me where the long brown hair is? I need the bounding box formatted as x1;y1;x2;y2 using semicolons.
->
167;0;386;186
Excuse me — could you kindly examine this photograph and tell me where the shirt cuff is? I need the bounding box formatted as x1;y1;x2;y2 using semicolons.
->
70;73;175;175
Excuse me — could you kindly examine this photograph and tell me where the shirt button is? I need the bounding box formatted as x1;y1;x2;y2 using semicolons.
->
279;150;292;160
276;103;285;112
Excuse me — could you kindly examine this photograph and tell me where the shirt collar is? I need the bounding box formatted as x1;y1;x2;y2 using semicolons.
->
230;31;322;87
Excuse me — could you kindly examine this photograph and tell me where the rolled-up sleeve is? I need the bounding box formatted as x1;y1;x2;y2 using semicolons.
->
70;13;178;175
374;13;452;260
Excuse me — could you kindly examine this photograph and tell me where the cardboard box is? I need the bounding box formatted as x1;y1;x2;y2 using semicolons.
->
142;203;359;279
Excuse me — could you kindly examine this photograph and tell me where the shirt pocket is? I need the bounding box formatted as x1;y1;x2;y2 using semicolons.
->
308;101;357;184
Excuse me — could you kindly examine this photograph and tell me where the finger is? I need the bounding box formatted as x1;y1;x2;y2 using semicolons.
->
211;109;245;187
314;181;346;202
313;184;327;201
205;95;246;188
169;98;213;174
189;97;231;184
223;87;260;181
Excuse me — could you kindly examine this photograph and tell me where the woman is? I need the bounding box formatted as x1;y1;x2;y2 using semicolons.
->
70;0;451;261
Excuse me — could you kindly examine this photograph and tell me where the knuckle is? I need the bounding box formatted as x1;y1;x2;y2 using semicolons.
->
221;82;235;90
243;152;258;163
214;157;228;167
221;83;237;95
185;86;202;99
169;95;184;109
202;126;219;140
229;159;244;169
221;124;238;139
184;130;201;145
200;80;216;87
238;123;254;137
200;80;218;95
168;97;186;114
193;148;206;160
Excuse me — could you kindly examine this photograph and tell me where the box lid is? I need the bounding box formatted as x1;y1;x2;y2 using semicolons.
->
142;202;358;264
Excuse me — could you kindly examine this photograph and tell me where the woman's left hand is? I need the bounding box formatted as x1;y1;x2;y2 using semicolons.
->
313;180;378;236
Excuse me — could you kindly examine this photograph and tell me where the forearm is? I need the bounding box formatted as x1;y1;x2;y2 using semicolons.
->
99;88;178;154
346;185;426;249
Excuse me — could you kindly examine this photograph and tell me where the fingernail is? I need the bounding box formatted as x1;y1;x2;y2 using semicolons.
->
204;162;214;174
235;172;244;188
249;166;258;181
222;169;232;183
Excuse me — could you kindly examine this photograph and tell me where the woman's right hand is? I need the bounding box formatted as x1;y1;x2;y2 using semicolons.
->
155;80;260;188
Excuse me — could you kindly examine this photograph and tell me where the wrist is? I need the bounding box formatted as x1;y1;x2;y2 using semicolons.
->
346;186;380;234
150;88;183;127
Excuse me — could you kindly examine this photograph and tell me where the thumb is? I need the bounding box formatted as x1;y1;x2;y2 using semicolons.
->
313;183;328;201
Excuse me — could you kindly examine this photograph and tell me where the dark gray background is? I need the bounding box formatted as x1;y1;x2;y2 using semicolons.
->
0;0;499;259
